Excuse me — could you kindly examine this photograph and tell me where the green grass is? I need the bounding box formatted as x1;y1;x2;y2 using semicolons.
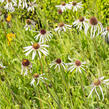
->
0;0;109;109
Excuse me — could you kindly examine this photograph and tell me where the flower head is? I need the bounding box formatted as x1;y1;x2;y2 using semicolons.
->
34;73;39;78
22;59;30;66
61;1;66;6
56;58;62;64
72;1;77;6
90;17;98;25
89;16;103;37
75;60;81;66
50;58;66;71
23;42;49;60
58;9;63;14
79;16;85;22
67;56;86;73
24;19;35;31
40;29;46;35
73;16;89;35
32;43;40;49
88;76;109;100
34;29;53;43
58;22;64;27
54;22;72;34
30;73;47;86
21;59;32;76
55;2;70;12
68;1;83;11
93;79;101;86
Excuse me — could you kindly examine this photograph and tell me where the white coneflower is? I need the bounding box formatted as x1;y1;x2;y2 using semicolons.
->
4;0;16;12
30;73;47;86
55;2;70;12
27;0;37;12
34;29;53;43
0;62;6;69
50;58;66;71
23;42;49;60
24;19;36;31
101;26;109;39
88;76;109;100
54;22;72;34
68;1;83;11
73;16;89;35
89;16;103;38
67;56;86;73
21;59;32;76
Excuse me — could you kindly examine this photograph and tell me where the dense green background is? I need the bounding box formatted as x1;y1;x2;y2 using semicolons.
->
0;0;109;109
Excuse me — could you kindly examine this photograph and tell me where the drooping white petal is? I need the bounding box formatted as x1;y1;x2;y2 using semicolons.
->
38;51;41;59
30;78;35;86
21;65;24;75
24;46;32;52
88;86;95;98
24;68;28;76
25;49;33;56
103;79;109;82
95;88;100;100
99;76;105;80
61;63;66;70
99;86;104;100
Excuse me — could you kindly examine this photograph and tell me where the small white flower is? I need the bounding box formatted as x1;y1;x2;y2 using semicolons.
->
101;26;109;39
0;62;6;69
67;56;86;73
89;16;103;38
73;16;89;35
55;2;70;12
50;58;66;71
68;1;83;11
4;0;16;12
24;19;36;31
21;59;32;76
23;42;49;60
30;73;47;86
88;76;109;100
27;0;37;12
54;22;72;34
34;29;53;43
